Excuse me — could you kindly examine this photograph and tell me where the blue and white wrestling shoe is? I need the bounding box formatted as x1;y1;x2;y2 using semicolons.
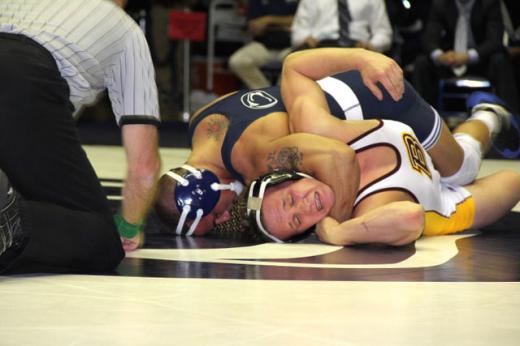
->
466;91;520;159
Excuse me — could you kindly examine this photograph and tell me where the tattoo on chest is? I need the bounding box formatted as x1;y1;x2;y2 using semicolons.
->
206;119;227;140
266;147;303;171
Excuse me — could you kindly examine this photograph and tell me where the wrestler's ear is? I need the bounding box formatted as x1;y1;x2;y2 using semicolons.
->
215;210;231;224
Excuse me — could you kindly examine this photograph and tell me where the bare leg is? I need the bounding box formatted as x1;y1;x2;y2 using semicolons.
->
427;122;465;177
428;100;507;185
464;170;520;229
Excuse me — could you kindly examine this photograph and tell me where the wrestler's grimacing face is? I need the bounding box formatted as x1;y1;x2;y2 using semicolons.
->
261;178;334;240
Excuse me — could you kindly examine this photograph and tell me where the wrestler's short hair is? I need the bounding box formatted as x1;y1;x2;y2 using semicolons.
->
212;191;267;243
155;168;183;231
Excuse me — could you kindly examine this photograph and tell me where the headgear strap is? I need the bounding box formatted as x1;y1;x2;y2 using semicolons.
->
166;165;244;235
247;170;312;243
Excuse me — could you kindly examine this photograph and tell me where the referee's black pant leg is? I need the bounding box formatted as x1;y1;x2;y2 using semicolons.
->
9;202;124;274
0;34;124;273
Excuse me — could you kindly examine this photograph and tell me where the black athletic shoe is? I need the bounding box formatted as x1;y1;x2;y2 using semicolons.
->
0;169;26;271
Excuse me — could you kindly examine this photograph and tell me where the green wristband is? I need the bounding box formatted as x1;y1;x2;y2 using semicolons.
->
114;213;143;238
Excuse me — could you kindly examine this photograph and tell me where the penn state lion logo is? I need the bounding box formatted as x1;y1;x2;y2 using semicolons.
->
241;90;278;109
403;133;432;179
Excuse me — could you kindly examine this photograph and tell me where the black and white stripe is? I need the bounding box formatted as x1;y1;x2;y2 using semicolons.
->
0;0;160;125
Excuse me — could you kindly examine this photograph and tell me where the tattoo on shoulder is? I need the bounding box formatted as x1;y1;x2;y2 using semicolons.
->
206;118;227;140
267;147;303;171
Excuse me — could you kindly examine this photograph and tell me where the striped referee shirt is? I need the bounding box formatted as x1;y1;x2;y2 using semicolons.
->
0;0;160;125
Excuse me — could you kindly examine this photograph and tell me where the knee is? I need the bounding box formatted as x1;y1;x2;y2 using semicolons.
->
441;133;482;185
85;219;125;272
390;202;424;246
228;53;241;71
100;238;125;271
501;170;520;196
90;244;124;272
228;50;251;71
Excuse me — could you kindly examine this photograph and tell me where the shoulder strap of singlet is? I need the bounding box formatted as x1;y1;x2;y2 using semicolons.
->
350;120;423;208
191;87;286;183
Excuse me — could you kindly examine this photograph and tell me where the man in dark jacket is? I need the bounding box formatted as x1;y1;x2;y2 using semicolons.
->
412;0;519;112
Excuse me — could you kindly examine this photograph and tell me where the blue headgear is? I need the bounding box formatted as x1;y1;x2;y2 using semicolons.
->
166;165;244;236
246;170;312;243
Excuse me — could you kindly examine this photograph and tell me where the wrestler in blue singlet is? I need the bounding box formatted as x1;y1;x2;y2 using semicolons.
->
189;71;442;182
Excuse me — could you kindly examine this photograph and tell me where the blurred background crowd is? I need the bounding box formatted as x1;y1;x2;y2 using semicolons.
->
82;0;520;130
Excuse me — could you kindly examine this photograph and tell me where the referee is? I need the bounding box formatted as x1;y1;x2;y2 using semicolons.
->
0;0;161;273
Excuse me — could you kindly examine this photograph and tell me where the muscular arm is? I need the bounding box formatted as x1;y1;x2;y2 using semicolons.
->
281;48;403;134
282;48;403;107
316;201;424;246
256;133;360;222
120;124;161;249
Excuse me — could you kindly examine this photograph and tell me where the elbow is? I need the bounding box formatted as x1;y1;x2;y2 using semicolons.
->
281;51;298;85
390;202;424;246
284;50;306;72
283;50;298;70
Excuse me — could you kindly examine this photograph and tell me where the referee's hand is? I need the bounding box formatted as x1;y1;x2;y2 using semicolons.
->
121;232;145;252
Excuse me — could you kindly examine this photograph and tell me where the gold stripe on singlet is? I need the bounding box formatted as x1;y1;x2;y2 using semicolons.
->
423;197;475;236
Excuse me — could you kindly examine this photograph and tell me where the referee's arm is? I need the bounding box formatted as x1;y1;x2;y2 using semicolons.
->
120;123;161;240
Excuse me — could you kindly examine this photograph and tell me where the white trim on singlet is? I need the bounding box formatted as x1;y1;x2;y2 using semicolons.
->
350;120;470;218
421;106;443;150
0;0;160;125
317;76;443;151
317;76;363;120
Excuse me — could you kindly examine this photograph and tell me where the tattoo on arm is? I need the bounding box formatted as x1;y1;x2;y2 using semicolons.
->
206;119;227;141
267;147;303;171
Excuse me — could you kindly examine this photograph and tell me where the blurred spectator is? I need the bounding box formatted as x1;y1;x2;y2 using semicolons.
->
228;0;298;89
502;0;520;100
412;0;519;112
291;0;392;53
385;0;431;68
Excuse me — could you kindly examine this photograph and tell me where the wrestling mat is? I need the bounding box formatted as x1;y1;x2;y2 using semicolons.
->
1;145;519;346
